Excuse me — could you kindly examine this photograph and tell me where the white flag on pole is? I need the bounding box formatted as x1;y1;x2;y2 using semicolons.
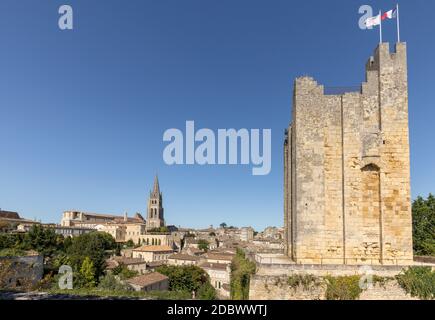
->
365;14;381;28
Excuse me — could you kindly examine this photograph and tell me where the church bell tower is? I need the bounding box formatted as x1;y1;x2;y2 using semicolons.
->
146;175;165;231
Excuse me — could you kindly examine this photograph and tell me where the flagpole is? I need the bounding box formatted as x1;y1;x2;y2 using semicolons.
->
379;10;383;44
396;4;401;43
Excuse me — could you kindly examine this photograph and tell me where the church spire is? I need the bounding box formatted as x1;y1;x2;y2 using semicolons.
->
151;174;160;196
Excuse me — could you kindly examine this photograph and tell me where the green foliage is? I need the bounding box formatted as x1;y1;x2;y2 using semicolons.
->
111;263;139;280
47;287;191;300
372;275;392;288
66;231;115;279
230;249;256;300
98;274;131;291
396;267;435;300
0;225;63;258
156;265;209;293
219;223;227;229
198;239;209;252
197;282;217;300
79;257;96;288
0;233;24;250
287;274;319;290
125;239;135;248
209;232;216;237
0;248;26;257
148;226;169;233
20;225;64;257
412;194;435;256
325;276;362;300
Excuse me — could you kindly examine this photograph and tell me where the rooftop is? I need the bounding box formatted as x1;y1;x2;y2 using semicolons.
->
133;245;173;252
106;257;146;269
206;252;234;261
168;254;200;261
199;262;228;271
0;210;20;220
125;272;168;288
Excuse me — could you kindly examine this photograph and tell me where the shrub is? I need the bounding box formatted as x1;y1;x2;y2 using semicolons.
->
111;264;138;280
0;248;26;257
198;240;209;252
325;275;362;300
98;274;131;291
396;267;435;300
287;274;319;290
197;282;217;300
230;249;256;300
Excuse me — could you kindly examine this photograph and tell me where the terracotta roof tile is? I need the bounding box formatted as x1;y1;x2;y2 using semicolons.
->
133;245;173;252
168;254;199;261
126;272;168;287
199;262;228;270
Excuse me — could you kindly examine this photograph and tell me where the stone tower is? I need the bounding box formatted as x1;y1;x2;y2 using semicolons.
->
284;43;413;265
146;175;165;230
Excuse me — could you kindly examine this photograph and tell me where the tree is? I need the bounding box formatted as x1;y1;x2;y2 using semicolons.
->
125;239;135;248
21;225;64;258
0;233;24;250
412;194;435;256
66;232;115;279
197;282;217;300
111;263;138;280
220;223;227;229
79;257;96;288
198;239;209;252
156;265;210;293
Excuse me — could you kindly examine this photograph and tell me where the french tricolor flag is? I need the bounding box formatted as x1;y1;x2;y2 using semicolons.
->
382;8;397;21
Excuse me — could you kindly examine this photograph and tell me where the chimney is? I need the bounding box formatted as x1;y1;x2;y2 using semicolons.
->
124;211;128;222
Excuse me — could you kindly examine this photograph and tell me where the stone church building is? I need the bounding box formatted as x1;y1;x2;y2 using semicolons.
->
284;43;413;265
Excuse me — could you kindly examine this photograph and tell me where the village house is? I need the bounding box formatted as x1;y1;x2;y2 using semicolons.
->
125;272;169;292
204;252;234;265
167;253;200;266
132;245;174;263
137;233;174;247
183;247;206;256
50;225;94;238
106;256;148;274
199;262;231;298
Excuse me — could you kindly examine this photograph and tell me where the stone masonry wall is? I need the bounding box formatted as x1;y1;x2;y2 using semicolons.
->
249;275;418;300
284;43;413;265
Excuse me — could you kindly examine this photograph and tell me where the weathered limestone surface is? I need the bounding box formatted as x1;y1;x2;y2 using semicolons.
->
249;275;418;300
284;43;413;265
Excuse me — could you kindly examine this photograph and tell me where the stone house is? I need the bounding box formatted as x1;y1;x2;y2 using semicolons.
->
106;257;148;274
204;252;234;265
125;272;169;292
167;254;200;266
199;262;231;298
132;245;173;263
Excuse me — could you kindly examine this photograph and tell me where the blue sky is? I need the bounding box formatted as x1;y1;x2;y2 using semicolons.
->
0;0;434;230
